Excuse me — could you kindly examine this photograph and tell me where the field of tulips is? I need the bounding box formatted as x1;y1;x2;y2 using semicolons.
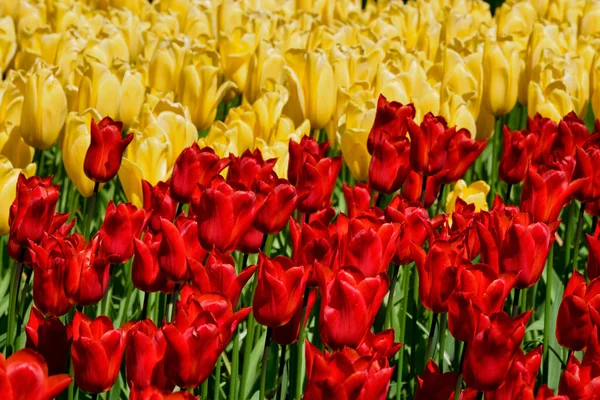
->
3;0;600;399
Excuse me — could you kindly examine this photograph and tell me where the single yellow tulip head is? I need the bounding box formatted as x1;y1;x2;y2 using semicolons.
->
0;71;25;128
0;156;36;236
446;179;490;215
0;16;16;76
244;40;286;104
148;37;190;95
219;27;257;95
0;123;34;170
77;56;122;119
339;98;375;181
591;52;600;121
482;38;521;116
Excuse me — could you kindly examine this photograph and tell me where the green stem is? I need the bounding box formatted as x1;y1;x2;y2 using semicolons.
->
543;245;554;383
395;268;411;400
490;117;503;202
214;356;222;400
229;326;241;400
571;202;586;279
259;328;272;400
84;182;100;238
294;294;309;400
563;202;576;286
511;289;521;318
275;345;287;400
6;261;23;356
438;313;447;373
424;313;439;364
202;380;209;399
384;265;400;329
170;283;180;323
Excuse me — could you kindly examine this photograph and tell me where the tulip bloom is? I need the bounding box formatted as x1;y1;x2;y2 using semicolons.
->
157;218;190;283
587;233;600;280
84;117;133;183
272;289;318;346
0;349;72;400
253;178;297;234
485;346;542;400
463;310;531;391
384;196;430;265
558;349;600;398
142;180;178;234
304;342;394;400
170;143;229;204
439;128;487;183
132;231;169;293
499;126;539;185
195;181;262;253
445;180;490;215
227;149;277;190
482;39;521;116
415;360;477;400
65;235;111;306
8;174;59;261
290;215;337;268
343;184;374;219
252;253;310;328
574;134;600;203
407;113;458;177
25;307;71;376
71;312;126;393
98;201;146;264
317;266;389;349
126;319;173;392
367;95;415;194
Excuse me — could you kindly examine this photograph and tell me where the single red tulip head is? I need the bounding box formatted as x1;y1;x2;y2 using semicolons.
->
304;341;395;400
288;136;329;186
558;351;600;399
64;235;111;306
367;94;415;154
189;252;255;308
130;387;198;400
290;215;337;268
227;149;277;190
574;133;600;203
9;174;60;261
25;307;72;376
407;112;458;177
356;329;402;367
71;312;125;393
415;359;462;400
588;233;600;280
252;253;310;328
126;319;173;392
84;117;132;183
272;288;317;345
528;114;558;167
499;126;539;185
98;201;147;264
343;183;377;218
400;170;442;208
157;218;190;283
132;230;169;293
439;128;486;183
317;265;389;349
142;180;178;234
195;181;263;253
463;310;531;391
0;349;72;400
384;196;430;265
253;178;297;235
485;345;542;400
170;143;230;203
553;112;589;158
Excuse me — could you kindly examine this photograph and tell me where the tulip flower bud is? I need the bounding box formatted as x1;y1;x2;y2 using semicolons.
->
132;230;169;293
445;180;490;215
0;157;35;237
98;201;146;264
77;57;122;119
65;235;111;306
340;99;376;182
84;116;133;183
118;67;145;129
148;38;189;95
0;16;16;76
142;180;178;234
218;28;256;95
20;61;67;149
244;40;286;103
253;178;297;235
25;307;72;376
482;39;521;116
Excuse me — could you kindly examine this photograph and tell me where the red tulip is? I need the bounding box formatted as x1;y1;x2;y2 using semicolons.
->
558;351;600;399
317;265;389;349
574;133;600;203
384;196;430;265
407;113;458;177
553;112;589;158
463;310;531;391
587;233;600;280
367;95;415;194
415;359;478;400
528;114;558;167
189;252;256;307
130;387;197;400
290;215;337;268
447;263;517;342
343;183;375;218
412;239;464;313
252;253;310;327
84;117;133;182
400;170;442;208
98;201;147;264
71;312;125;393
8;174;59;262
163;292;249;388
304;341;394;400
272;289;318;345
142;180;178;234
65;235;111;306
439;128;486;183
0;349;72;400
356;329;402;365
253;178;297;235
126;319;173;392
170;143;229;203
157;218;189;283
499;126;539;185
288;135;329;186
227;149;277;190
133;230;170;293
536;385;568;400
485;346;542;400
195;181;263;253
25;307;71;375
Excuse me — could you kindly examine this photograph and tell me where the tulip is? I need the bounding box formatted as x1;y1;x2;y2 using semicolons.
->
163;293;250;388
438;128;487;184
463;310;532;391
126;319;173;392
244;40;286;104
227;149;277;190
77;57;122;119
189;252;256;307
445;180;490;215
283;49;336;129
339;98;376;182
558;350;600;398
179;48;237;130
8;174;59;261
289;214;337;268
218;28;256;95
118;67;146;129
195;181;263;253
84;117;133;183
384;196;430;265
71;312;126;394
343;183;374;219
253;177;297;235
304;342;394;400
252;253;310;327
157;218;190;283
317;265;389;349
485;346;542;400
573;134;600;203
499;126;539;185
98;201;146;264
552;112;589;158
587;234;600;280
528;114;559;167
65;235;111;306
482;39;521;116
412;239;463;313
19;61;67;150
272;289;318;346
0;157;35;236
25;307;71;376
415;360;475;400
142;180;178;234
367;95;415;194
0;349;72;400
0;122;33;170
407;113;458;177
148;38;189;95
170;143;229;204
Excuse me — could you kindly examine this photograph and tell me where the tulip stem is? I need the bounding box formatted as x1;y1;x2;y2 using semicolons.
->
571;203;586;278
6;261;23;356
275;345;287;400
176;202;184;216
259;328;273;400
84;182;100;238
506;184;512;204
490;117;503;202
294;292;309;400
170;284;180;323
438;313;447;373
452;343;466;400
384;265;400;329
140;291;149;320
91;394;97;400
424;312;438;364
214;356;222;400
395;267;411;400
511;289;521;317
15;267;33;342
420;175;428;206
543;245;554;383
435;184;446;215
375;192;384;209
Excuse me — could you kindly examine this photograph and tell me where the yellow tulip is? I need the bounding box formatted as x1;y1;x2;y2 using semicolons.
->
216;0;245;39
255;120;310;178
446;180;490;215
482;39;520;116
183;4;214;40
109;0;149;16
0;16;16;76
148;37;189;95
0;123;34;169
77;57;122;119
114;65;146;129
244;40;286;104
284;48;336;130
475;105;495;140
179;48;237;130
577;35;600;74
16;1;46;43
441;44;483;118
581;1;600;37
0;71;25;127
82;24;131;68
0;156;36;236
198;121;245;159
340;98;375;181
592;53;600;122
62;110;104;197
0;0;18;20
20;61;67;150
219;28;257;95
111;9;149;63
495;1;537;46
